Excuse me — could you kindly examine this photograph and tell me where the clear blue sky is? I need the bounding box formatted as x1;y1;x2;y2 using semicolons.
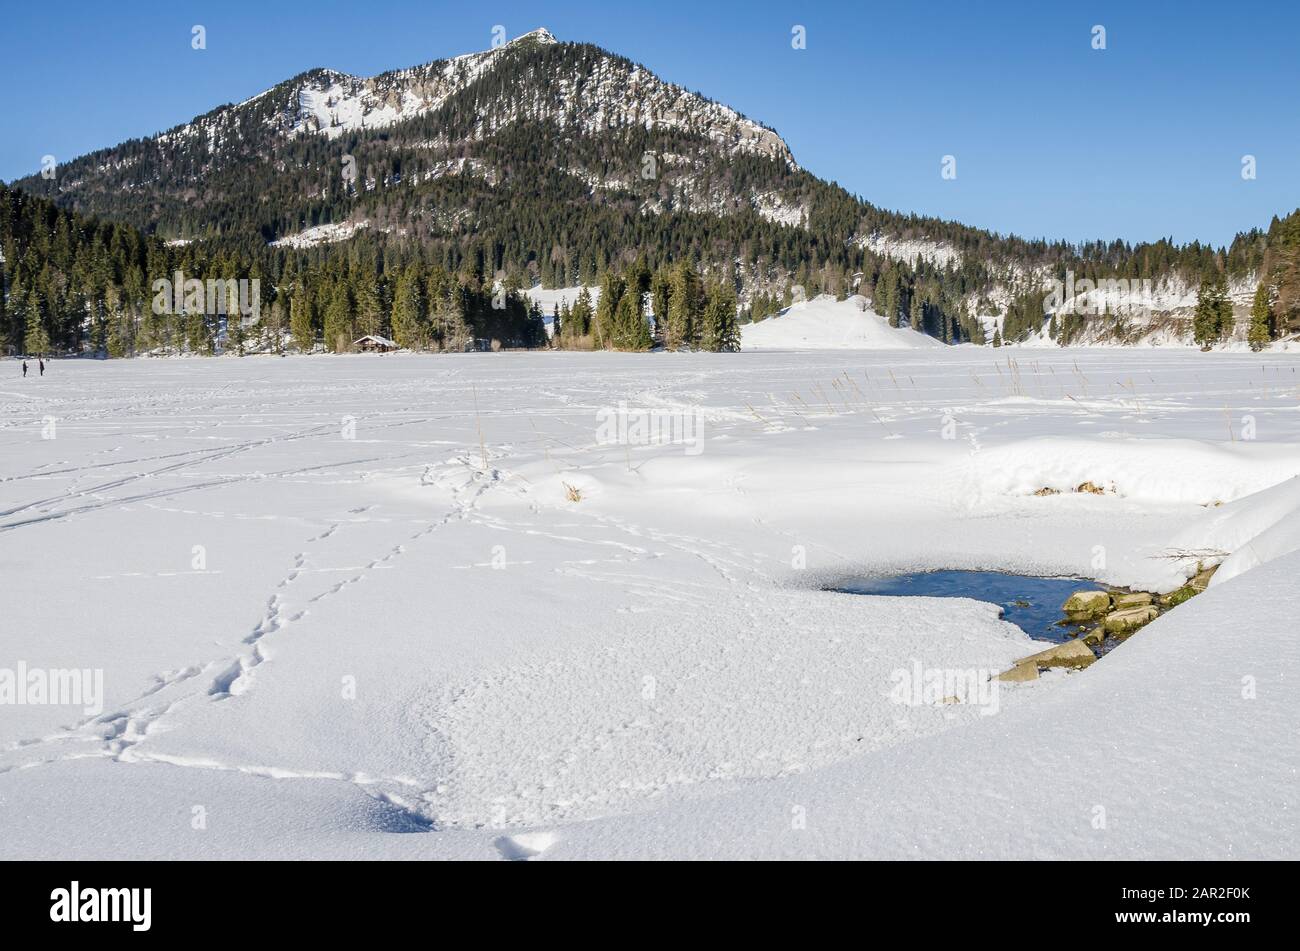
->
2;0;1297;247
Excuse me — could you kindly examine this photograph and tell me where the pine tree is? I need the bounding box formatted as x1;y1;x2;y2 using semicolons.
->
22;292;50;355
875;265;900;327
267;298;286;354
324;279;354;352
614;286;651;350
290;289;314;352
1248;283;1273;351
185;309;211;354
523;299;547;348
1193;273;1232;349
355;273;384;337
594;271;624;349
228;310;246;356
391;265;425;350
570;287;594;339
435;283;472;352
714;282;740;352
666;261;700;349
699;281;738;351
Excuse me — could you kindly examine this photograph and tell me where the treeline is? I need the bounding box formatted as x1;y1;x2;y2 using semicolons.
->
276;257;547;355
8;174;1298;356
0;184;746;356
1189;208;1300;350
1259;208;1300;338
1;182;169;356
0;184;549;356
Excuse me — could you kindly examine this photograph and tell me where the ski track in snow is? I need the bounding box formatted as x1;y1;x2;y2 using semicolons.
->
1;350;1299;858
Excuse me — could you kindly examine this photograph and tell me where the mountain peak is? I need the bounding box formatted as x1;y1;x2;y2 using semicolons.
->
37;23;801;249
508;27;558;46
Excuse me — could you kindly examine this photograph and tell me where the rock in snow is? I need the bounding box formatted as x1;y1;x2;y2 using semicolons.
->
1062;590;1110;616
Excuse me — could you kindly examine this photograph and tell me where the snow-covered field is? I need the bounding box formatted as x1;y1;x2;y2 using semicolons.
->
2;349;1298;859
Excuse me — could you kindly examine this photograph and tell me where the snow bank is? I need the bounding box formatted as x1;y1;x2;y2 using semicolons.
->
1167;476;1300;585
960;436;1300;507
742;295;945;350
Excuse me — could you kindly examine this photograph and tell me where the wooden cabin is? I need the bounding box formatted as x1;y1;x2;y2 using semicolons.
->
354;334;399;353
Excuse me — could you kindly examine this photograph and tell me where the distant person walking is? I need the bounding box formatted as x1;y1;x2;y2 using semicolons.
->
39;359;45;377
22;360;28;377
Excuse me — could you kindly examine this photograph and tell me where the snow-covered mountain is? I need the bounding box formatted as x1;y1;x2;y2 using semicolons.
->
158;29;794;166
21;27;833;286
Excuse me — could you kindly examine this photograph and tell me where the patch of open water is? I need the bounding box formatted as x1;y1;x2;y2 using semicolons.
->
834;570;1105;643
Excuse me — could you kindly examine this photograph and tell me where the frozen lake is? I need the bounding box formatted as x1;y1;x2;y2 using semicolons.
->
2;348;1299;859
